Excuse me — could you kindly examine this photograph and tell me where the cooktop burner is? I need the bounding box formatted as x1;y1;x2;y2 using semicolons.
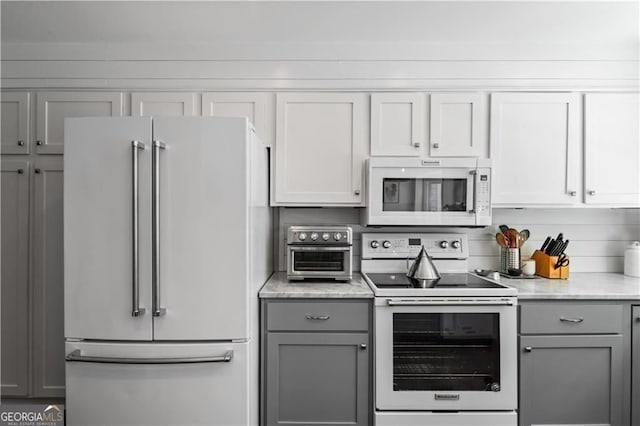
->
366;272;507;289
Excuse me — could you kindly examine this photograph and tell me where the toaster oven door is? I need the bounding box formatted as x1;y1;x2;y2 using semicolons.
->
287;246;352;280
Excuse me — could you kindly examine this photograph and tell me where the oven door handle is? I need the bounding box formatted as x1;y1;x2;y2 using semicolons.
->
289;246;351;251
386;298;515;306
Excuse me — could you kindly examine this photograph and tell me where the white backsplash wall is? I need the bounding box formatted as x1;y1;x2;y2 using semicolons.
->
276;208;640;273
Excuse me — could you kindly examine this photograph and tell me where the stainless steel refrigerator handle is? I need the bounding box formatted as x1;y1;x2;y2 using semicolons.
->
131;141;146;317
386;298;514;306
152;140;166;317
65;349;233;364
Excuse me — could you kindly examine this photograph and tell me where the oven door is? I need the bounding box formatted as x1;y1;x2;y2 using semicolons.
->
288;246;352;280
375;298;517;411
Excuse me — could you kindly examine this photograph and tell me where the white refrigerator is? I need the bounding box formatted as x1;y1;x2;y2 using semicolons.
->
63;116;272;426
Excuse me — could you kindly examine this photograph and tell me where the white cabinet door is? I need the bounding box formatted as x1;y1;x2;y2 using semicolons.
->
370;92;424;157
585;93;640;206
202;92;269;144
64;117;153;341
274;93;368;206
490;93;581;206
131;92;197;117
1;92;30;154
1;160;30;396
36;92;123;154
430;93;487;157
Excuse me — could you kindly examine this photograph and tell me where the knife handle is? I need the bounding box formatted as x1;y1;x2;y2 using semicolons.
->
540;236;551;252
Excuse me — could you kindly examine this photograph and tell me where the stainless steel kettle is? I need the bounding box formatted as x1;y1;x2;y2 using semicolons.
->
407;246;441;287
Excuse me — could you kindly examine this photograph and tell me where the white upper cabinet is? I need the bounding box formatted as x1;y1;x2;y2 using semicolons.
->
273;92;368;206
202;92;270;145
585;93;640;207
370;93;425;157
1;92;30;155
36;91;123;154
490;92;582;206
131;92;197;116
430;93;487;158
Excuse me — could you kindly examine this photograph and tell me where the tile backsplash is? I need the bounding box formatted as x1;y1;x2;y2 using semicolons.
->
276;207;640;273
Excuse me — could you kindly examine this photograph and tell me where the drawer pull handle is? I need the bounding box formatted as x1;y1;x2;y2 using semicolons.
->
560;317;584;323
524;346;533;352
305;314;330;321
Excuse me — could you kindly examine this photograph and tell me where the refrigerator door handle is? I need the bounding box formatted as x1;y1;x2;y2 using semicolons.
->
152;140;166;317
65;349;233;364
131;140;146;317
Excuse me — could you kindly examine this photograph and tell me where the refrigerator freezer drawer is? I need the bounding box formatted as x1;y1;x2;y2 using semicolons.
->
65;341;251;426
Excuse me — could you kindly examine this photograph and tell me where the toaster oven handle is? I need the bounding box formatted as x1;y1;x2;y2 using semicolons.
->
469;169;477;214
387;299;514;306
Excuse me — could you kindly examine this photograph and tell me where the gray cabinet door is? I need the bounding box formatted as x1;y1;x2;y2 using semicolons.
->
1;159;30;396
32;157;65;397
266;332;369;426
519;334;624;426
633;306;640;426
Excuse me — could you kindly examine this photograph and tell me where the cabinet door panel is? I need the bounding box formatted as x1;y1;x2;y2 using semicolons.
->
131;92;197;117
202;92;269;145
1;160;30;396
633;306;640;426
519;334;623;426
1;92;30;154
585;93;640;206
274;93;367;205
491;93;581;206
36;92;123;154
266;332;369;426
430;93;486;157
32;157;65;397
370;93;424;157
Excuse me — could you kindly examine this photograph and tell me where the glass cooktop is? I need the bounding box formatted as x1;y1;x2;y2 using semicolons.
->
366;272;507;289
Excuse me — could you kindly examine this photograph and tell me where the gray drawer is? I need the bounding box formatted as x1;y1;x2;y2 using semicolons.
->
520;303;623;334
266;301;369;332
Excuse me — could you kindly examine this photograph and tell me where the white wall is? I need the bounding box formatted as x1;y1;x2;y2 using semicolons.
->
276;207;640;273
1;1;638;90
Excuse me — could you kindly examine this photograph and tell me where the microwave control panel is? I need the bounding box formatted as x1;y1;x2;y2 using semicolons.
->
475;168;491;221
361;233;469;260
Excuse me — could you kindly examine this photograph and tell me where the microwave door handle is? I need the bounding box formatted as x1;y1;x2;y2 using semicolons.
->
469;170;477;214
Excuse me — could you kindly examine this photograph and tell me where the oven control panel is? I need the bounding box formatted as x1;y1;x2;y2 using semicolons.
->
361;233;468;259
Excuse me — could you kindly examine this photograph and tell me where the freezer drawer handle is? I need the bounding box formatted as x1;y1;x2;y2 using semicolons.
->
65;349;233;364
131;140;146;317
152;140;167;317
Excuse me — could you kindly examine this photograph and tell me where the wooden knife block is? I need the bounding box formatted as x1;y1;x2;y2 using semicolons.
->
531;250;569;279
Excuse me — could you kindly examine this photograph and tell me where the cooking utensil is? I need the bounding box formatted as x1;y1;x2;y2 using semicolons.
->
554;253;569;269
540;236;551;252
507;228;520;248
519;229;530;245
499;225;510;235
496;233;508;248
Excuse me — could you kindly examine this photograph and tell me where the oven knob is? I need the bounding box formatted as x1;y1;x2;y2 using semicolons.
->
298;232;307;241
440;240;449;249
334;233;342;241
370;240;380;249
310;232;319;241
452;240;461;249
382;240;392;249
322;233;330;241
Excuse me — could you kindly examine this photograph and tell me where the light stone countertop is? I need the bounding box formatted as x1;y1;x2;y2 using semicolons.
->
485;272;640;300
259;272;374;299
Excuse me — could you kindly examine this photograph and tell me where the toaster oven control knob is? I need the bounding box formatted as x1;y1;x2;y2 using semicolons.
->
382;240;392;249
310;232;319;241
298;232;307;241
322;233;330;241
452;240;461;249
370;240;380;249
440;240;449;249
334;232;343;241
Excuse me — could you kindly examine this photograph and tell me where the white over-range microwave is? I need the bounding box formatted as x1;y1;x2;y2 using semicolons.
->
362;158;492;226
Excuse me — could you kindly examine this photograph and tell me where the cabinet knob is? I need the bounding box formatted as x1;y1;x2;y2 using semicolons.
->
354;190;361;196
36;140;43;146
587;190;596;196
433;143;439;149
34;168;41;174
17;140;24;146
524;346;533;352
413;142;421;148
568;191;577;196
359;343;367;350
17;168;24;174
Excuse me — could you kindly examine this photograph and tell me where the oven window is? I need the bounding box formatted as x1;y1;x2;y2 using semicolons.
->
292;251;345;272
392;313;500;391
382;178;467;212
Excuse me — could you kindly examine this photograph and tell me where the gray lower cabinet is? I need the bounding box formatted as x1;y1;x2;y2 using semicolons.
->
632;306;640;426
519;302;625;426
262;300;371;426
